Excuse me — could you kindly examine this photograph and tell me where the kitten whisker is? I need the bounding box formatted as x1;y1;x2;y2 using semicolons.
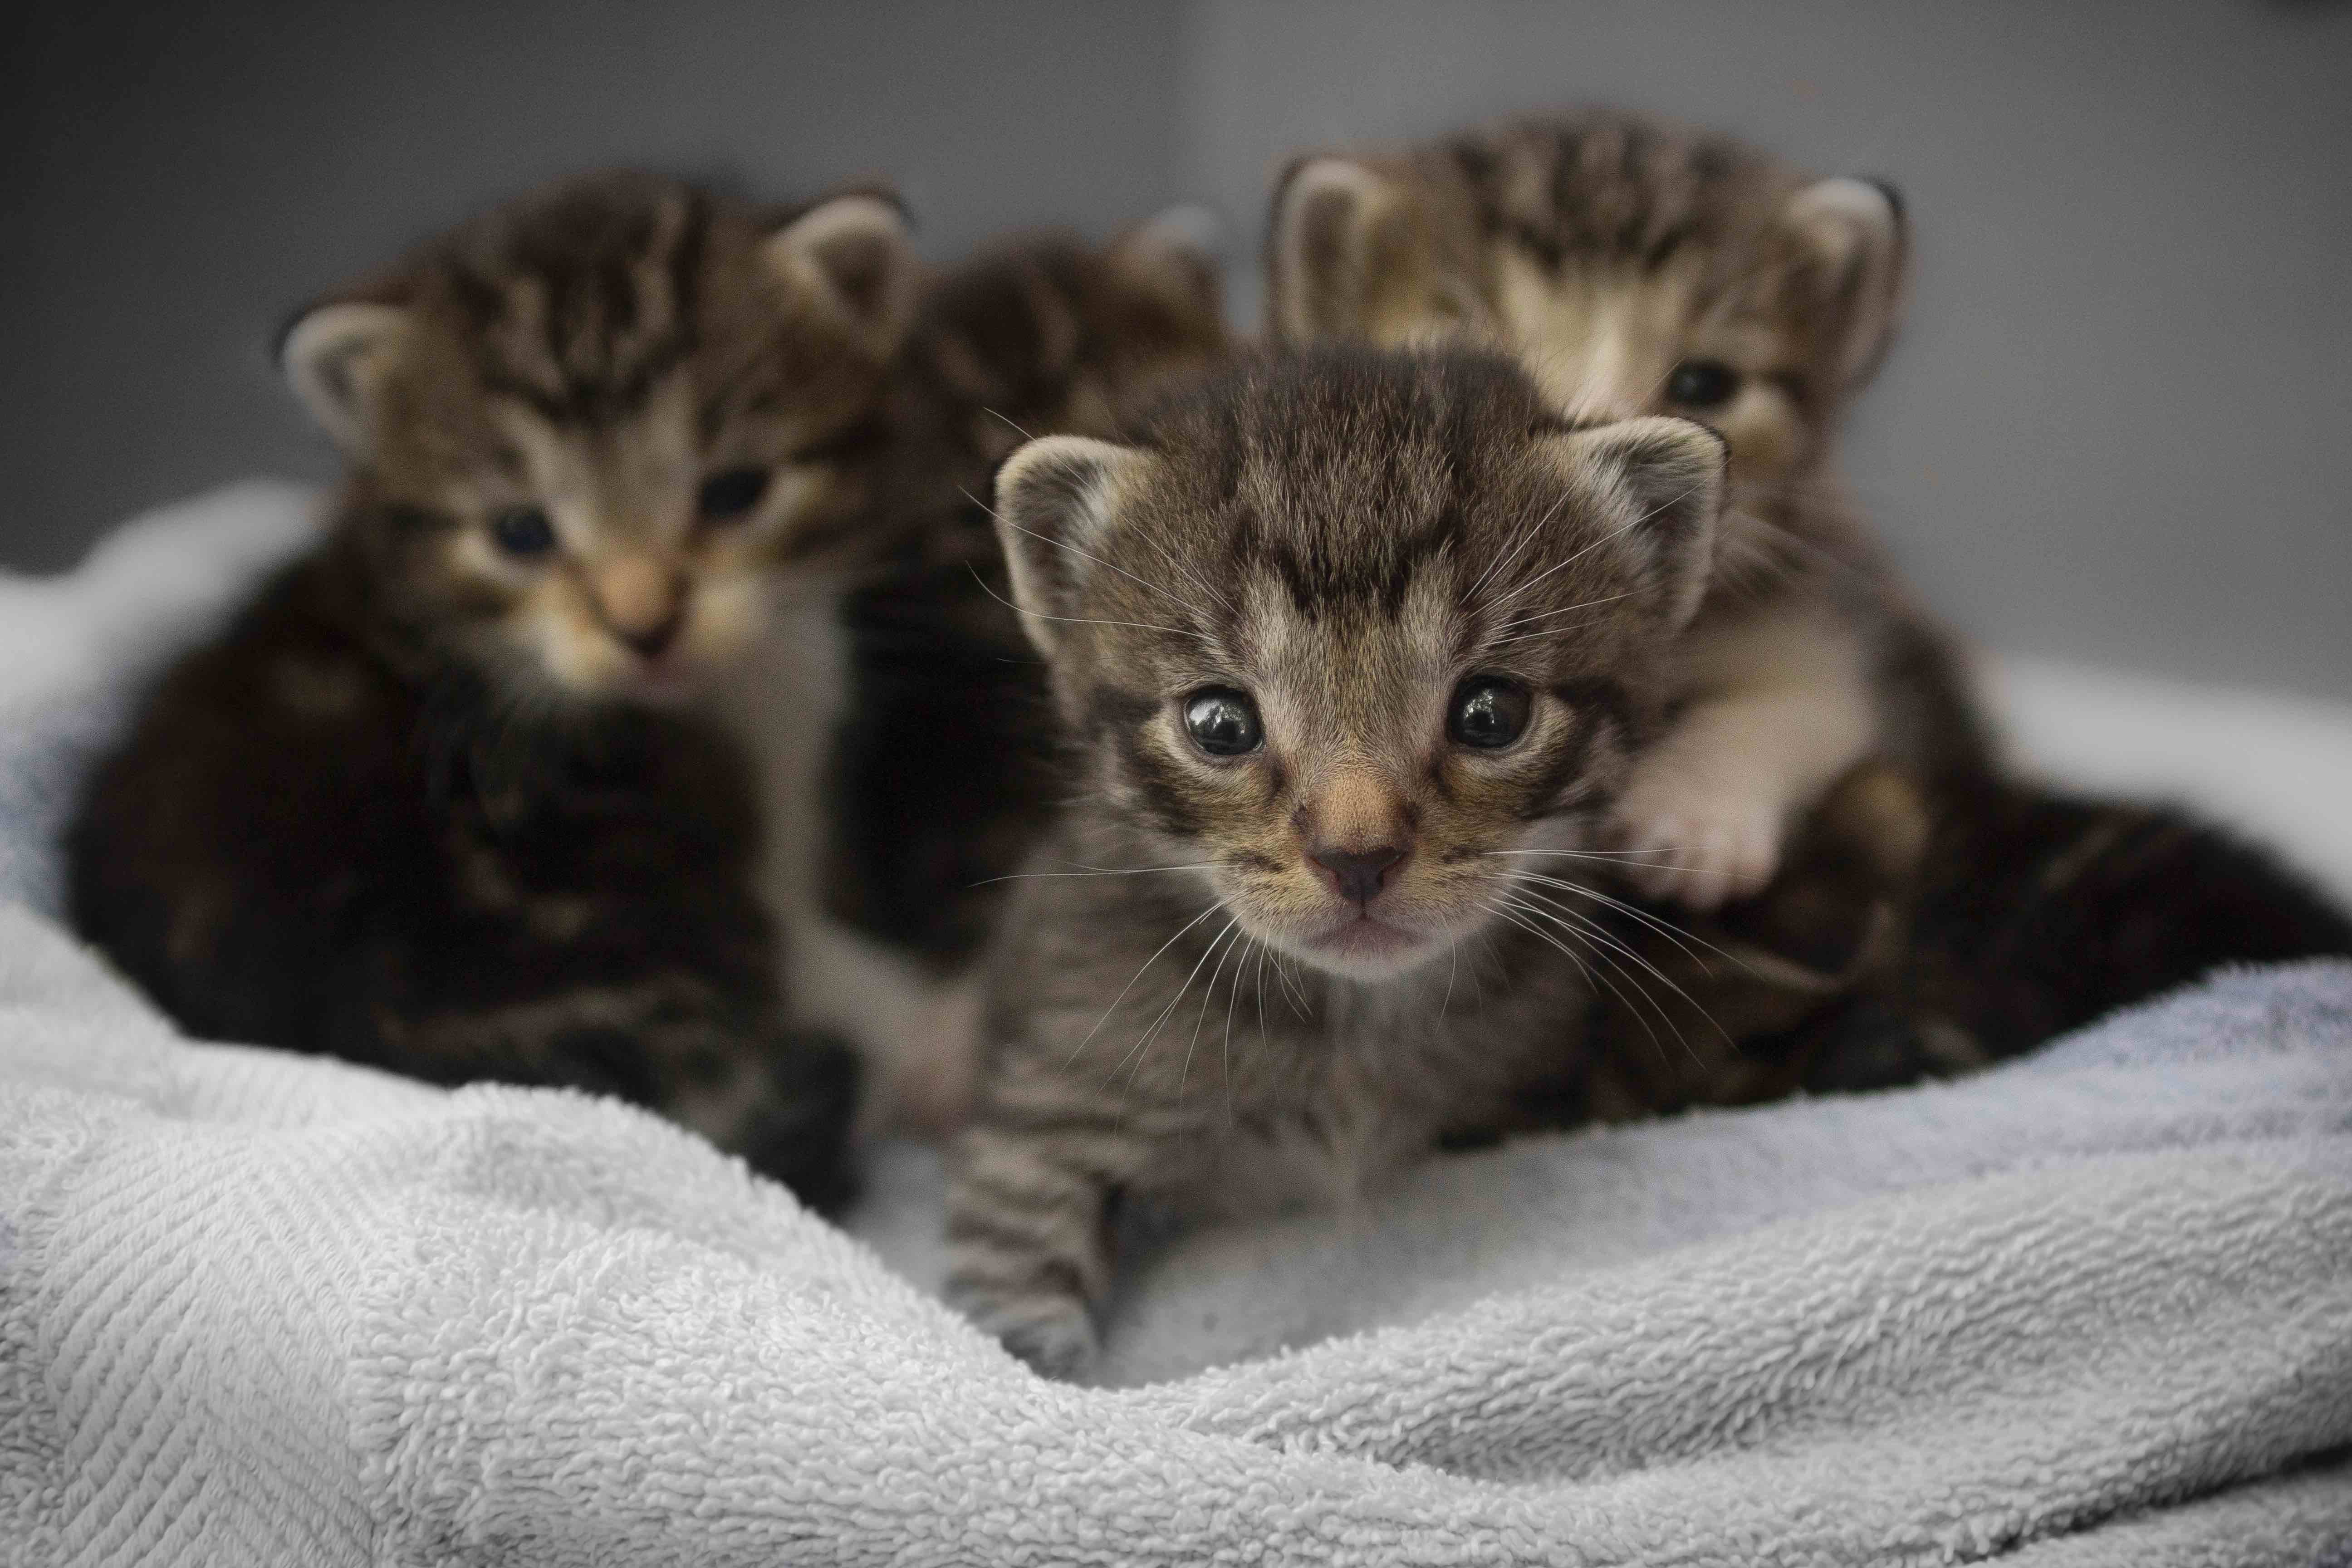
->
1485;476;1710;613
1502;882;1730;1047
966;488;1220;625
1491;892;1703;1068
1179;918;1252;1106
1499;868;1746;970
1111;916;1240;1103
979;407;1039;443
964;563;1205;642
1465;483;1576;599
1061;899;1223;1073
1492;588;1645;633
968;861;1215;888
1484;846;1686;863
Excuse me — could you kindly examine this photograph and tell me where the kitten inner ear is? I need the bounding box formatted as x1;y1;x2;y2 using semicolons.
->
1109;204;1228;323
1265;155;1422;343
762;191;919;358
1784;176;1908;395
1544;415;1729;632
992;434;1149;659
278;301;412;459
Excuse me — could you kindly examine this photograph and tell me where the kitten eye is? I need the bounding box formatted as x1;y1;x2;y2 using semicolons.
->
1665;360;1740;410
1448;677;1531;750
1182;688;1263;758
490;506;556;558
697;466;771;524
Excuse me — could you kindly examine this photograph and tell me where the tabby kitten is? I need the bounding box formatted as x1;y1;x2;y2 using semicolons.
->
1264;109;2351;1075
945;345;1735;1374
1266;108;1986;909
69;171;919;1211
744;210;1235;1134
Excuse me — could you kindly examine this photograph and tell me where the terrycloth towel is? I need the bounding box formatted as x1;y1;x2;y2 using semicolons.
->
4;487;2350;1564
5;909;2351;1565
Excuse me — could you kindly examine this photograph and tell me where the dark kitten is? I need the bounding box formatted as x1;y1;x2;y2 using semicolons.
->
945;345;1738;1373
68;171;921;1211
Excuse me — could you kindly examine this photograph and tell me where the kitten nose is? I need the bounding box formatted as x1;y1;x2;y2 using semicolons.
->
1311;844;1404;906
617;609;685;659
592;559;684;660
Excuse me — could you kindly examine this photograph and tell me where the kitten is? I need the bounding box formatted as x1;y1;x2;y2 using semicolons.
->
68;170;920;1211
737;211;1235;1135
1265;108;1987;910
945;344;1738;1374
1259;109;2351;1081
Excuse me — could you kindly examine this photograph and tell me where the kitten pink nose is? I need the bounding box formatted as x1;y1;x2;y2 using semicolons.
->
1311;844;1404;906
591;559;685;659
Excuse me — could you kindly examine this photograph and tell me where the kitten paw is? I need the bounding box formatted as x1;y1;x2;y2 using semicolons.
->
949;1284;1101;1379
1610;769;1785;911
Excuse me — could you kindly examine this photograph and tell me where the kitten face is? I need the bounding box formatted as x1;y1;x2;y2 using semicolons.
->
995;348;1726;980
1265;110;1906;500
279;172;919;706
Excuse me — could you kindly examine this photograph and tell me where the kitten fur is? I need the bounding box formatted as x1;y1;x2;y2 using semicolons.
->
755;212;1235;1134
69;170;922;1212
1266;107;1988;910
946;345;1739;1375
1264;108;2351;1076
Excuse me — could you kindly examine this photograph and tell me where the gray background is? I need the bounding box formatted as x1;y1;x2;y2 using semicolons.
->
5;0;2346;699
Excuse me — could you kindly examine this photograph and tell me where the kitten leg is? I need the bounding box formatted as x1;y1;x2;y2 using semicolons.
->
944;1117;1144;1377
1613;601;1875;910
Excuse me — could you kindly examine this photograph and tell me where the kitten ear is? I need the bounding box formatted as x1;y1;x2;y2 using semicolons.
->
763;191;919;358
1784;176;1908;394
1546;415;1729;631
278;301;412;458
993;434;1149;658
1109;204;1228;323
1265;156;1423;343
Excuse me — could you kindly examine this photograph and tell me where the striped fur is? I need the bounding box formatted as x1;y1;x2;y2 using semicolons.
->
66;171;916;1211
1262;109;2351;1088
945;346;1739;1375
1265;107;1989;912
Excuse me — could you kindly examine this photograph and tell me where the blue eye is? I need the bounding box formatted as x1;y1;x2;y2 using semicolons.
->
490;506;556;558
697;466;770;523
1183;688;1262;757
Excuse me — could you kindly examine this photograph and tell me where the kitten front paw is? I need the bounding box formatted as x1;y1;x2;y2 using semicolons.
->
949;1281;1101;1379
1609;766;1785;911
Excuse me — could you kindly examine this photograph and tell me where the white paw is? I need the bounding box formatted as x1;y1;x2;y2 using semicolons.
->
1609;768;1785;911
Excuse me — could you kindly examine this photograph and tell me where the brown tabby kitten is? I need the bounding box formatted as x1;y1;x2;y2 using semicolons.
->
68;171;920;1211
1265;108;1987;909
1264;109;2351;1086
750;210;1235;1134
945;345;1735;1374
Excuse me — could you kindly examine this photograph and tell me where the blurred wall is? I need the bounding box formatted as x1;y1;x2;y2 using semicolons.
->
0;0;1186;568
4;0;2347;701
